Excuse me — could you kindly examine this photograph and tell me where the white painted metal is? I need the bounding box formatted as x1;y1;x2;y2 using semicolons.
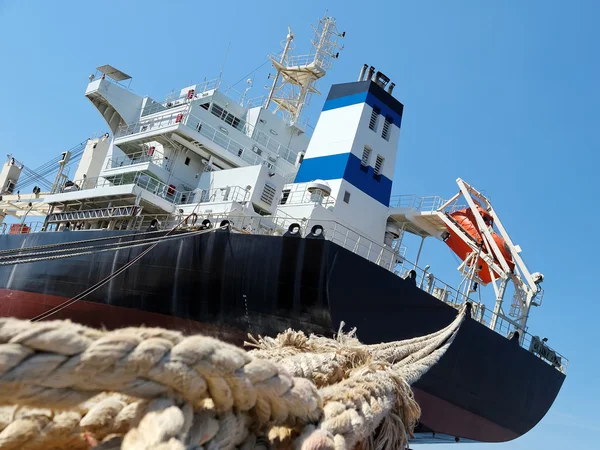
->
264;14;344;125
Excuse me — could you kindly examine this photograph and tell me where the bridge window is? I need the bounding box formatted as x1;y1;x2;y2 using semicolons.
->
343;191;351;204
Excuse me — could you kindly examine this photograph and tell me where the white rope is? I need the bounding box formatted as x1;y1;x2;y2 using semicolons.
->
0;304;467;449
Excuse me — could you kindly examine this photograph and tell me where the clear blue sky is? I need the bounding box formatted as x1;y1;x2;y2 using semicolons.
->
1;1;598;448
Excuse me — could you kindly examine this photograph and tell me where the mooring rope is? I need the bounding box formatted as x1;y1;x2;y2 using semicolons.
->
0;304;467;449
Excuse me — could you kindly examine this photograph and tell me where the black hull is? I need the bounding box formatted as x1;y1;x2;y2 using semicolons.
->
0;230;565;443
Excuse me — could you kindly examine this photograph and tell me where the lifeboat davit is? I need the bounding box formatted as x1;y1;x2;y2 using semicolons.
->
444;205;515;285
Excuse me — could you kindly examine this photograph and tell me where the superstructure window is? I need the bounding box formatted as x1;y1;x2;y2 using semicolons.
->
382;116;392;141
361;146;371;167
369;106;380;131
184;157;191;166
211;103;243;130
374;155;385;177
343;191;351;204
211;103;224;118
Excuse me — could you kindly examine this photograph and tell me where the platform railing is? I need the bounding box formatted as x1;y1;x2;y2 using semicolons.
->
115;111;183;139
63;173;188;205
282;184;337;208
105;151;170;171
175;186;250;206
1;222;44;235
198;105;299;165
389;194;468;213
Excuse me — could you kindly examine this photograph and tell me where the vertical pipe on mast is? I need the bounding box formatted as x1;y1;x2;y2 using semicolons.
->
264;28;294;111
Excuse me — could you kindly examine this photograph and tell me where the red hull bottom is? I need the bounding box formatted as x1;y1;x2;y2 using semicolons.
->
0;288;517;443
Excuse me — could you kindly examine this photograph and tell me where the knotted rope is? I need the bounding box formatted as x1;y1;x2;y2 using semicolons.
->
0;304;467;449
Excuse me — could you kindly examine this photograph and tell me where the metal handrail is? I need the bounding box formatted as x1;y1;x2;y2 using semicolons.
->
175;185;250;205
62;173;184;205
282;184;337;208
1;222;44;235
389;194;466;213
105;151;170;171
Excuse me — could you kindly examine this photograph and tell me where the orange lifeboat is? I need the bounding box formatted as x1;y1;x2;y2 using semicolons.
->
444;205;515;285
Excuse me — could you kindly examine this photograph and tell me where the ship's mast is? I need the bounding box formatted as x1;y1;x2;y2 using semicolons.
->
264;14;345;126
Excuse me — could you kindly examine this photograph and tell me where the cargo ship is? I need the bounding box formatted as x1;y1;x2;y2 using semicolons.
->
0;15;566;444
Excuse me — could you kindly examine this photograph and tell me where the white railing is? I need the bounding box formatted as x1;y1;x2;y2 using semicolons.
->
115;111;183;139
205;103;300;165
176;186;250;206
105;151;171;172
390;194;468;213
143;78;263;117
184;115;295;178
63;173;186;205
1;222;44;235
282;184;337;208
390;194;447;212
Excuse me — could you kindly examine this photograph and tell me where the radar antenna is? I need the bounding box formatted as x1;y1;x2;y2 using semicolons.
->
264;14;344;126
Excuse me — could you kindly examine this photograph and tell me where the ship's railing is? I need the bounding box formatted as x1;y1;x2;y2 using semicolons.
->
281;184;337;208
184;114;295;178
63;172;251;209
390;194;446;212
175;186;251;206
1;222;44;235
395;257;568;373
142;78;262;117
105;151;171;172
202;105;299;165
389;194;466;213
477;307;569;373
272;52;330;70
115;111;183;139
245;95;266;108
64;173;190;205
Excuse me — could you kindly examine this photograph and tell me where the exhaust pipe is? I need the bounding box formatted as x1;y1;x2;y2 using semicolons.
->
358;64;368;81
387;82;395;94
366;66;375;81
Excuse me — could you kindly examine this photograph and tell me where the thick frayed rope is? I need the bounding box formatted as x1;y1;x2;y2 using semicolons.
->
0;304;466;449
